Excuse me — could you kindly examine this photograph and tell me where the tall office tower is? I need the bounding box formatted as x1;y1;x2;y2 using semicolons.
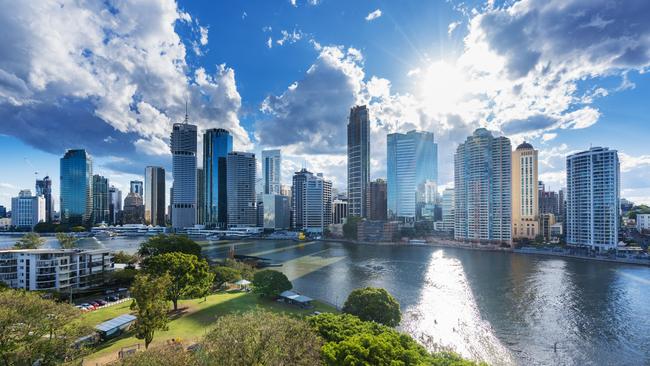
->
92;175;110;224
292;169;332;234
369;178;387;221
60;149;93;225
203;128;233;228
122;192;145;224
226;152;257;227
262;149;282;195
332;198;348;224
171;120;198;229
196;168;205;225
262;194;291;230
441;188;455;233
108;186;122;225
566;147;620;251
130;181;143;195
144;166;166;226
511;142;539;240
558;188;566;224
11;190;45;229
35;176;53;222
454;128;512;244
0;206;6;218
386;130;438;222
347;105;370;218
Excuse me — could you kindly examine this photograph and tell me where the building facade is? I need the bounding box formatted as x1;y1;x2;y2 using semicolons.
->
196;168;205;225
637;214;650;232
108;186;122;225
130;181;143;195
387;130;438;222
369;179;387;221
203;128;233;228
0;249;113;291
262;194;290;230
92;175;110;224
441;188;455;233
226;152;257;227
11;190;45;229
347;105;370;218
454;128;512;245
292;169;332;234
511;142;539;240
35;176;53;222
60;149;93;225
122;192;145;224
332;198;348;224
566;147;620;251
144;166;166;226
540;213;556;242
171;121;198;229
262;149;282;195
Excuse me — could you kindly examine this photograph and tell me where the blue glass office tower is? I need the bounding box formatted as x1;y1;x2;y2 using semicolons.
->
387;130;438;222
203;128;233;228
60;149;93;225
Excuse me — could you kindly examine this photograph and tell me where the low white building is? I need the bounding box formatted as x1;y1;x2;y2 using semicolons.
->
637;214;650;232
0;249;113;291
11;190;45;229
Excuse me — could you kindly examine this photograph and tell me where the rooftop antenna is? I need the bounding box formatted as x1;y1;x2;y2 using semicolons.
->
184;99;189;124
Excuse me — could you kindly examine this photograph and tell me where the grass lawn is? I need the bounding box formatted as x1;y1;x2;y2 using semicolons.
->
81;291;337;365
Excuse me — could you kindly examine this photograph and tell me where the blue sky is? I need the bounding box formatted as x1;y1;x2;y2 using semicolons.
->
1;0;650;211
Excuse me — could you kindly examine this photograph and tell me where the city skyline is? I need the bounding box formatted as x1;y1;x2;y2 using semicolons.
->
2;0;650;210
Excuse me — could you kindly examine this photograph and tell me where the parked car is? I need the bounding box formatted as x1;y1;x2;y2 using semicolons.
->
96;300;108;306
106;295;119;302
80;303;95;310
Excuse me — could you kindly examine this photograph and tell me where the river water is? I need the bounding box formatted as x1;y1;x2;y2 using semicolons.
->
2;236;649;365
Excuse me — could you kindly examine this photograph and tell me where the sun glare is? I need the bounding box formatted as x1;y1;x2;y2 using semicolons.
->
417;61;468;115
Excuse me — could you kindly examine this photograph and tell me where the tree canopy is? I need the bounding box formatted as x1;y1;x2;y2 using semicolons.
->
55;232;78;249
212;266;241;290
0;289;89;366
143;252;213;310
130;273;172;349
342;287;402;327
139;234;202;258
252;269;292;298
13;232;45;250
343;216;362;240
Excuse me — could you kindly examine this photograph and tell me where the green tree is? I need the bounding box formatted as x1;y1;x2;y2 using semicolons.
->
342;287;401;327
252;269;292;297
13;232;45;249
110;346;198;366
220;258;256;280
113;250;138;265
198;310;322;365
71;226;86;232
0;289;89;366
139;234;202;258
55;232;78;249
33;222;56;233
143;253;214;310
109;268;139;286
130;273;172;349
212;266;241;290
343;216;361;240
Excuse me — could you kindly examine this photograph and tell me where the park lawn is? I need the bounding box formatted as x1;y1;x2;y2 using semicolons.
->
82;291;337;364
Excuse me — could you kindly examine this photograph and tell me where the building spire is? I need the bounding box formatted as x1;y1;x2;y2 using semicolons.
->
184;100;189;124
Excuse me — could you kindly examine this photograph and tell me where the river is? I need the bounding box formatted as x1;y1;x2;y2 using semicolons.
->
2;236;649;365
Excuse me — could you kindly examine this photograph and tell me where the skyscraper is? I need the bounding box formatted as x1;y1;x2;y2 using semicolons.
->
454;128;511;245
35;176;53;222
130;181;143;195
92;175;110;224
347;105;370;218
60;149;93;225
566;147;620;251
108;186;122;225
292;169;332;234
122;191;145;224
511;142;539;240
262;149;282;195
196;168;205;225
145;166;166;226
369;178;387;221
203;128;233;228
226;152;257;227
11;190;45;229
442;188;455;233
171;120;198;229
386;130;438;222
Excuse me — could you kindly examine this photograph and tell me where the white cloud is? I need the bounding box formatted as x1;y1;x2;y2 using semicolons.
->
365;9;382;22
620;152;650;173
199;26;208;45
276;29;303;46
266;37;273;49
448;21;461;35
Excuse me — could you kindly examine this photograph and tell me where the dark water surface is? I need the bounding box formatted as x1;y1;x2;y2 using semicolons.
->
4;236;648;365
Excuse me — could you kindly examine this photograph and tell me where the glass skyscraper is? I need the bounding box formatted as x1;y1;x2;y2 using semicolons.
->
171;120;198;229
92;174;110;224
386;130;438;222
145;166;166;226
566;147;620;251
226;152;257;227
347;105;370;218
35;176;53;222
60;149;93;225
203;128;233;228
262;149;282;195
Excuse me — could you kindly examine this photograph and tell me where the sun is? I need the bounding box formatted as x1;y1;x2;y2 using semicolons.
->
416;61;468;115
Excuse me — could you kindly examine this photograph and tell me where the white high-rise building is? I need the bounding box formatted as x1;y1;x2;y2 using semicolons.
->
442;188;455;233
11;190;45;229
170;119;197;229
226;152;257;227
566;147;620;251
454;128;512;245
292;169;332;234
262;149;282;195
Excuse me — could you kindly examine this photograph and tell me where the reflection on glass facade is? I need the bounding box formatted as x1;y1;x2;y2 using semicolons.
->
203;128;233;228
387;130;437;221
60;149;93;225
